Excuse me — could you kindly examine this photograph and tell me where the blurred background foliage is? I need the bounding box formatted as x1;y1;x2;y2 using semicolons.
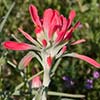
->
0;0;100;100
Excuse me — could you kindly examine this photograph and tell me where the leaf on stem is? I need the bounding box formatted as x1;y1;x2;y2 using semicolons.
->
18;51;34;69
62;52;100;68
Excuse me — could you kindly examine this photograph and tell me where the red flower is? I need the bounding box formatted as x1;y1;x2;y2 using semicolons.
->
3;4;79;50
29;4;80;44
3;4;100;69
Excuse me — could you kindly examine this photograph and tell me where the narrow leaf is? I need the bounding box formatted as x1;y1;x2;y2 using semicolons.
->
71;39;86;45
18;28;41;47
0;2;15;32
62;53;100;68
18;51;34;69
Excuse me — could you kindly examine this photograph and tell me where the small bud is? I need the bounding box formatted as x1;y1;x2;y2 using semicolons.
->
32;76;42;88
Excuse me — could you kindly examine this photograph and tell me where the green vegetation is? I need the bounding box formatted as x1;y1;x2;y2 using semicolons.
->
0;0;100;100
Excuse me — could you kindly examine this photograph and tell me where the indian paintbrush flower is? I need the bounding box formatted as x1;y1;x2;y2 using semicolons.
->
3;4;100;87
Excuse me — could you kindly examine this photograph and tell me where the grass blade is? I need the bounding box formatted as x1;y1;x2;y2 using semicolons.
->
0;2;15;32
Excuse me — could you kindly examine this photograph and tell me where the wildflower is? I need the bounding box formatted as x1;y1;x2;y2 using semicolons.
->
93;71;100;79
85;83;93;89
86;79;93;84
3;4;100;86
85;79;93;89
63;76;74;88
3;4;81;69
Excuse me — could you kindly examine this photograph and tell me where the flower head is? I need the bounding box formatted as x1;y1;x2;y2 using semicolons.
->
29;5;80;46
3;5;79;68
3;4;79;50
3;4;100;70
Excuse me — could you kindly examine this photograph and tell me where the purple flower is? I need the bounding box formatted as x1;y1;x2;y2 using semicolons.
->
63;76;74;88
93;71;100;79
63;76;71;81
85;79;93;89
86;79;93;84
85;83;93;89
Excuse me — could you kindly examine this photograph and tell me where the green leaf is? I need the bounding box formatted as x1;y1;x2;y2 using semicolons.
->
50;58;62;77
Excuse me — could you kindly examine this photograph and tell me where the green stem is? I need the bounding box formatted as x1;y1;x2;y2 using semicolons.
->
7;60;16;68
43;69;50;87
50;58;62;77
48;91;85;98
42;90;47;100
13;90;85;98
11;34;21;42
42;69;50;100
